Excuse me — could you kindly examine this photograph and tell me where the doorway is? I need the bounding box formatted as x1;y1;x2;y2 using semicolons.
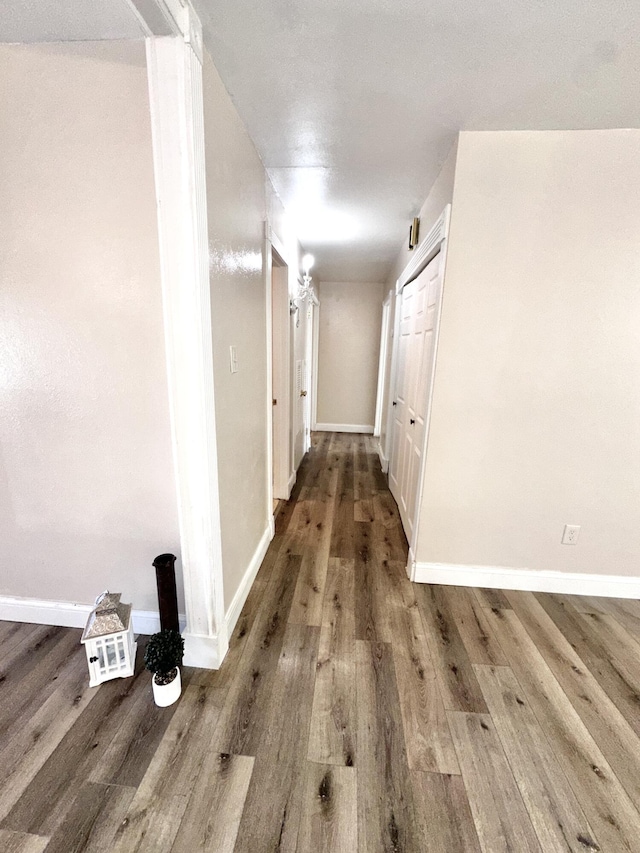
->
292;295;315;469
384;204;450;571
388;250;443;542
270;249;290;504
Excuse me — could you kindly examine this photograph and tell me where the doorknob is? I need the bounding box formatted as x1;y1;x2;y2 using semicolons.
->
300;390;307;397
392;401;397;407
410;418;415;425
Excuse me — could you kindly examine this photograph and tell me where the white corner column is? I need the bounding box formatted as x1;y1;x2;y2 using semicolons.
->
146;14;228;667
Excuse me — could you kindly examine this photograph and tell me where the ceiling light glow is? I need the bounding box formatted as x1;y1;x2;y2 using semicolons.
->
289;207;359;244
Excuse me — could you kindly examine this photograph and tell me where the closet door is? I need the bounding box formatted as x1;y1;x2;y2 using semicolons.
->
390;250;443;544
388;279;414;507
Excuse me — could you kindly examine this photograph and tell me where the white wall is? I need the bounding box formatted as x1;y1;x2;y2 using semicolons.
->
417;129;640;578
316;281;385;430
385;139;459;291
203;50;268;612
380;140;458;462
0;42;181;611
203;50;305;610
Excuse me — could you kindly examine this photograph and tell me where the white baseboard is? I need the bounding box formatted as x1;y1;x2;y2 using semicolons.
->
315;423;374;434
378;443;389;474
287;470;297;498
0;595;186;634
183;630;225;669
411;561;640;599
184;519;274;669
0;521;275;672
223;522;273;644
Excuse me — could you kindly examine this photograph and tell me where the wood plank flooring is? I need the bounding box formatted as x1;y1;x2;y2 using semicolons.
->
2;431;640;851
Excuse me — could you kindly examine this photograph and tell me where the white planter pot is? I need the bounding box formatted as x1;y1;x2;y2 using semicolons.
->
152;666;181;707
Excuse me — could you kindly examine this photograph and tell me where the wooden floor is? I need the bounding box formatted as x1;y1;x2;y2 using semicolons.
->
2;432;640;852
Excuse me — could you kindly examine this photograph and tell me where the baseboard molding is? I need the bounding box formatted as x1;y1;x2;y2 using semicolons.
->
224;522;273;644
287;470;297;498
183;630;224;669
315;423;374;434
0;595;186;634
378;442;389;474
411;561;640;599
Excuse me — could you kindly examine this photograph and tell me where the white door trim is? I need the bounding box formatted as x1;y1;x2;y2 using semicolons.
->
264;231;275;521
407;210;451;571
387;205;451;570
303;304;314;453
385;291;401;481
396;204;451;294
146;24;227;668
124;0;192;39
311;296;320;431
266;226;291;502
374;294;391;438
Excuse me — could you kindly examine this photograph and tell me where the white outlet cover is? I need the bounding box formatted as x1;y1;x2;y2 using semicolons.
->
562;524;580;545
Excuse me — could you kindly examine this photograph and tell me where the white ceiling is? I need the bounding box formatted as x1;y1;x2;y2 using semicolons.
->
194;0;640;282
3;1;640;283
0;0;147;42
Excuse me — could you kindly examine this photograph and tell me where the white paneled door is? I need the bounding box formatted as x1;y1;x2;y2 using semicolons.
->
389;250;443;543
294;355;309;468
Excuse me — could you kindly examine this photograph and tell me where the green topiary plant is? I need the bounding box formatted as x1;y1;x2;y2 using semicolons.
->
144;629;184;685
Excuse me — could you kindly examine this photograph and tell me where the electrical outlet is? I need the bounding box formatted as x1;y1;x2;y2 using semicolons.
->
562;524;580;545
229;345;238;374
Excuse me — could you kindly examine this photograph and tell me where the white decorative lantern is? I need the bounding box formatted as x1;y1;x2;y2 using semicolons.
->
81;591;137;687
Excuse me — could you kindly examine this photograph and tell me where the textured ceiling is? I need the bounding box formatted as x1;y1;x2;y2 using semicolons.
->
0;0;147;42
3;1;640;283
195;0;640;282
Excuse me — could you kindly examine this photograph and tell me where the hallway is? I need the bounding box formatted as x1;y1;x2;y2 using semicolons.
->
3;432;640;851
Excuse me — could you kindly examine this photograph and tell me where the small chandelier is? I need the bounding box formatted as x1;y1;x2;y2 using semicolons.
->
81;591;136;687
290;254;319;323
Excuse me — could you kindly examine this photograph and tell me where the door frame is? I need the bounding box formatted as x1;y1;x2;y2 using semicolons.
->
311;296;320;431
387;204;452;578
304;301;315;453
291;275;313;471
146;23;227;669
374;294;392;439
267;239;290;505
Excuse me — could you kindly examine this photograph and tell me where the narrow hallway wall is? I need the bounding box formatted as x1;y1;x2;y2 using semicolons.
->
203;50;304;611
380;139;458;465
203;50;269;612
316;281;385;432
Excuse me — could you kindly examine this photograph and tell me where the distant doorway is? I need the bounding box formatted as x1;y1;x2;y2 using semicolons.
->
270;249;290;502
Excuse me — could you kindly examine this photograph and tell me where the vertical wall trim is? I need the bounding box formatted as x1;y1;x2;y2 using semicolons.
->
311;296;320;431
387;205;451;580
146;30;227;668
265;226;293;501
264;226;275;524
374;294;391;438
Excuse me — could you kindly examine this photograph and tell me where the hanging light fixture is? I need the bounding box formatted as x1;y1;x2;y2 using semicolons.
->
290;253;319;320
302;253;314;275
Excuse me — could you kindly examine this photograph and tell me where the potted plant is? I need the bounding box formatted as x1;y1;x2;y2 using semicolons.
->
144;629;184;707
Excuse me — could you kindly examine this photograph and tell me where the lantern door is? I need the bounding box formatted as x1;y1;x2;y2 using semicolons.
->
85;632;136;687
